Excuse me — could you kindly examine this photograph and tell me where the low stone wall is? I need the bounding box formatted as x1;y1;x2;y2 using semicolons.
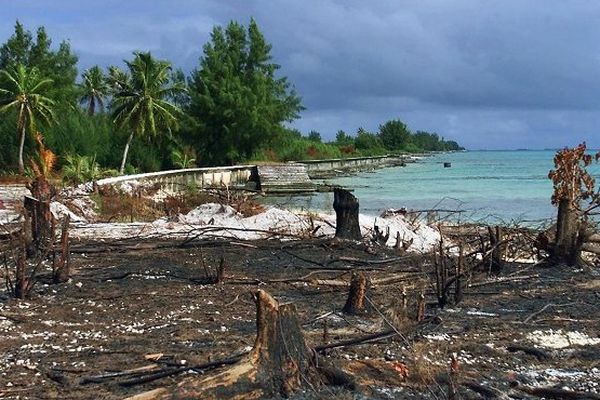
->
300;155;409;178
93;155;418;194
96;165;257;193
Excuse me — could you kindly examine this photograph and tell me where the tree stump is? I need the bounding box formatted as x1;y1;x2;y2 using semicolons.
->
554;198;581;265
25;176;54;256
159;290;322;399
333;188;361;240
342;271;371;315
488;226;505;274
53;216;71;284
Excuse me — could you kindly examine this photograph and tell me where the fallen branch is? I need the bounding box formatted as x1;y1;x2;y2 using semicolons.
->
314;329;397;352
118;356;243;387
468;274;539;288
326;255;410;266
462;380;510;399
506;345;550;360
523;302;578;324
518;385;600;400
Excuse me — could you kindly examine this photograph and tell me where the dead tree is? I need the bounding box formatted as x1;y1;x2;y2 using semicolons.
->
136;290;325;399
333;188;361;240
372;224;389;245
548;143;600;266
52;216;71;284
25;176;55;257
488;226;505;274
454;243;464;304
342;271;371;315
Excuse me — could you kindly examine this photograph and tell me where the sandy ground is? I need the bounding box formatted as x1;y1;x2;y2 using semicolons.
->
1;236;599;399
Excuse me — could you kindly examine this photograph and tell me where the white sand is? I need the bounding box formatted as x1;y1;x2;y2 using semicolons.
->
69;203;441;252
527;329;600;349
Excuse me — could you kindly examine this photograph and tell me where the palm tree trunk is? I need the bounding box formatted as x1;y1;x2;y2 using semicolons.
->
18;123;26;174
120;132;135;174
88;97;95;116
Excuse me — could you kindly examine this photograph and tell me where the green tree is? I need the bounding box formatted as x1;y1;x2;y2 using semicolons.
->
354;127;384;153
0;64;55;173
334;130;354;146
106;65;131;96
0;21;78;105
378;119;411;151
79;66;108;115
111;51;185;173
187;19;303;165
307;130;322;142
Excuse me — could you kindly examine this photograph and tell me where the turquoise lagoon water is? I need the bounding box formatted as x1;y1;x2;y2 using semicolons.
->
264;150;600;224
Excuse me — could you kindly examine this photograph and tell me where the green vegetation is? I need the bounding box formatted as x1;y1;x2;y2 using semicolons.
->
0;64;56;173
184;19;303;166
0;20;463;179
111;51;186;173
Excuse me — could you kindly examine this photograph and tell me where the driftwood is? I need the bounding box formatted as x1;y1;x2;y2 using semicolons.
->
333;188;361;240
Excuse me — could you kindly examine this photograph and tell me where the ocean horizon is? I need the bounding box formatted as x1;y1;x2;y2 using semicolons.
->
263;150;600;226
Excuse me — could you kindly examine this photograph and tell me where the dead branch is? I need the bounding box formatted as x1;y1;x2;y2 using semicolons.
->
517;384;600;400
314;329;397;353
462;380;510;399
523;302;579;323
468;274;539;288
506;345;550;360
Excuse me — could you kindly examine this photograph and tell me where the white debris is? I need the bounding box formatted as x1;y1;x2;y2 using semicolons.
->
424;333;452;342
50;201;87;222
69;203;441;252
527;329;600;349
466;310;499;317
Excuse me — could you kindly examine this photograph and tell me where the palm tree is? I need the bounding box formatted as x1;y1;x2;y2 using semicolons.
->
0;64;55;173
106;65;131;95
111;52;185;173
79;66;108;115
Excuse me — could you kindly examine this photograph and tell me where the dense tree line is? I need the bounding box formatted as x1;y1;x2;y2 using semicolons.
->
0;20;463;179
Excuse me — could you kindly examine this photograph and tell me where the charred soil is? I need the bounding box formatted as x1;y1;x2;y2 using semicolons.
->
1;238;599;399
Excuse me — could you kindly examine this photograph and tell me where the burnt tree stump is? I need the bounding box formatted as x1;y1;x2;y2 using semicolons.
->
25;176;55;257
342;271;371;315
159;290;322;399
333;188;361;240
488;226;505;274
53;216;71;284
554;198;582;266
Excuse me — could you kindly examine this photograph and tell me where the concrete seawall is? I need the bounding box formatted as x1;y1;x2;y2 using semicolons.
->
93;155;417;193
300;154;409;178
95;165;258;193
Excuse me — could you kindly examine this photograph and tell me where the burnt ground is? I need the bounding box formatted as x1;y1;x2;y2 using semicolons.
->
0;238;599;399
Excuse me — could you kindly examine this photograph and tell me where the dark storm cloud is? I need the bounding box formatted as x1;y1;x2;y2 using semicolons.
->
3;0;600;148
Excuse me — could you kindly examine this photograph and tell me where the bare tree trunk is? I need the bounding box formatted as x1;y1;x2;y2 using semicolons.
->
14;241;28;299
18;123;26;174
554;199;580;265
88;97;95;116
120;132;135;174
25;177;54;257
53;215;71;284
488;226;505;274
333;188;361;240
342;271;370;315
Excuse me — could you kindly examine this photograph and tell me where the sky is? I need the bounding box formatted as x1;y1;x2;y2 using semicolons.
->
3;0;600;150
